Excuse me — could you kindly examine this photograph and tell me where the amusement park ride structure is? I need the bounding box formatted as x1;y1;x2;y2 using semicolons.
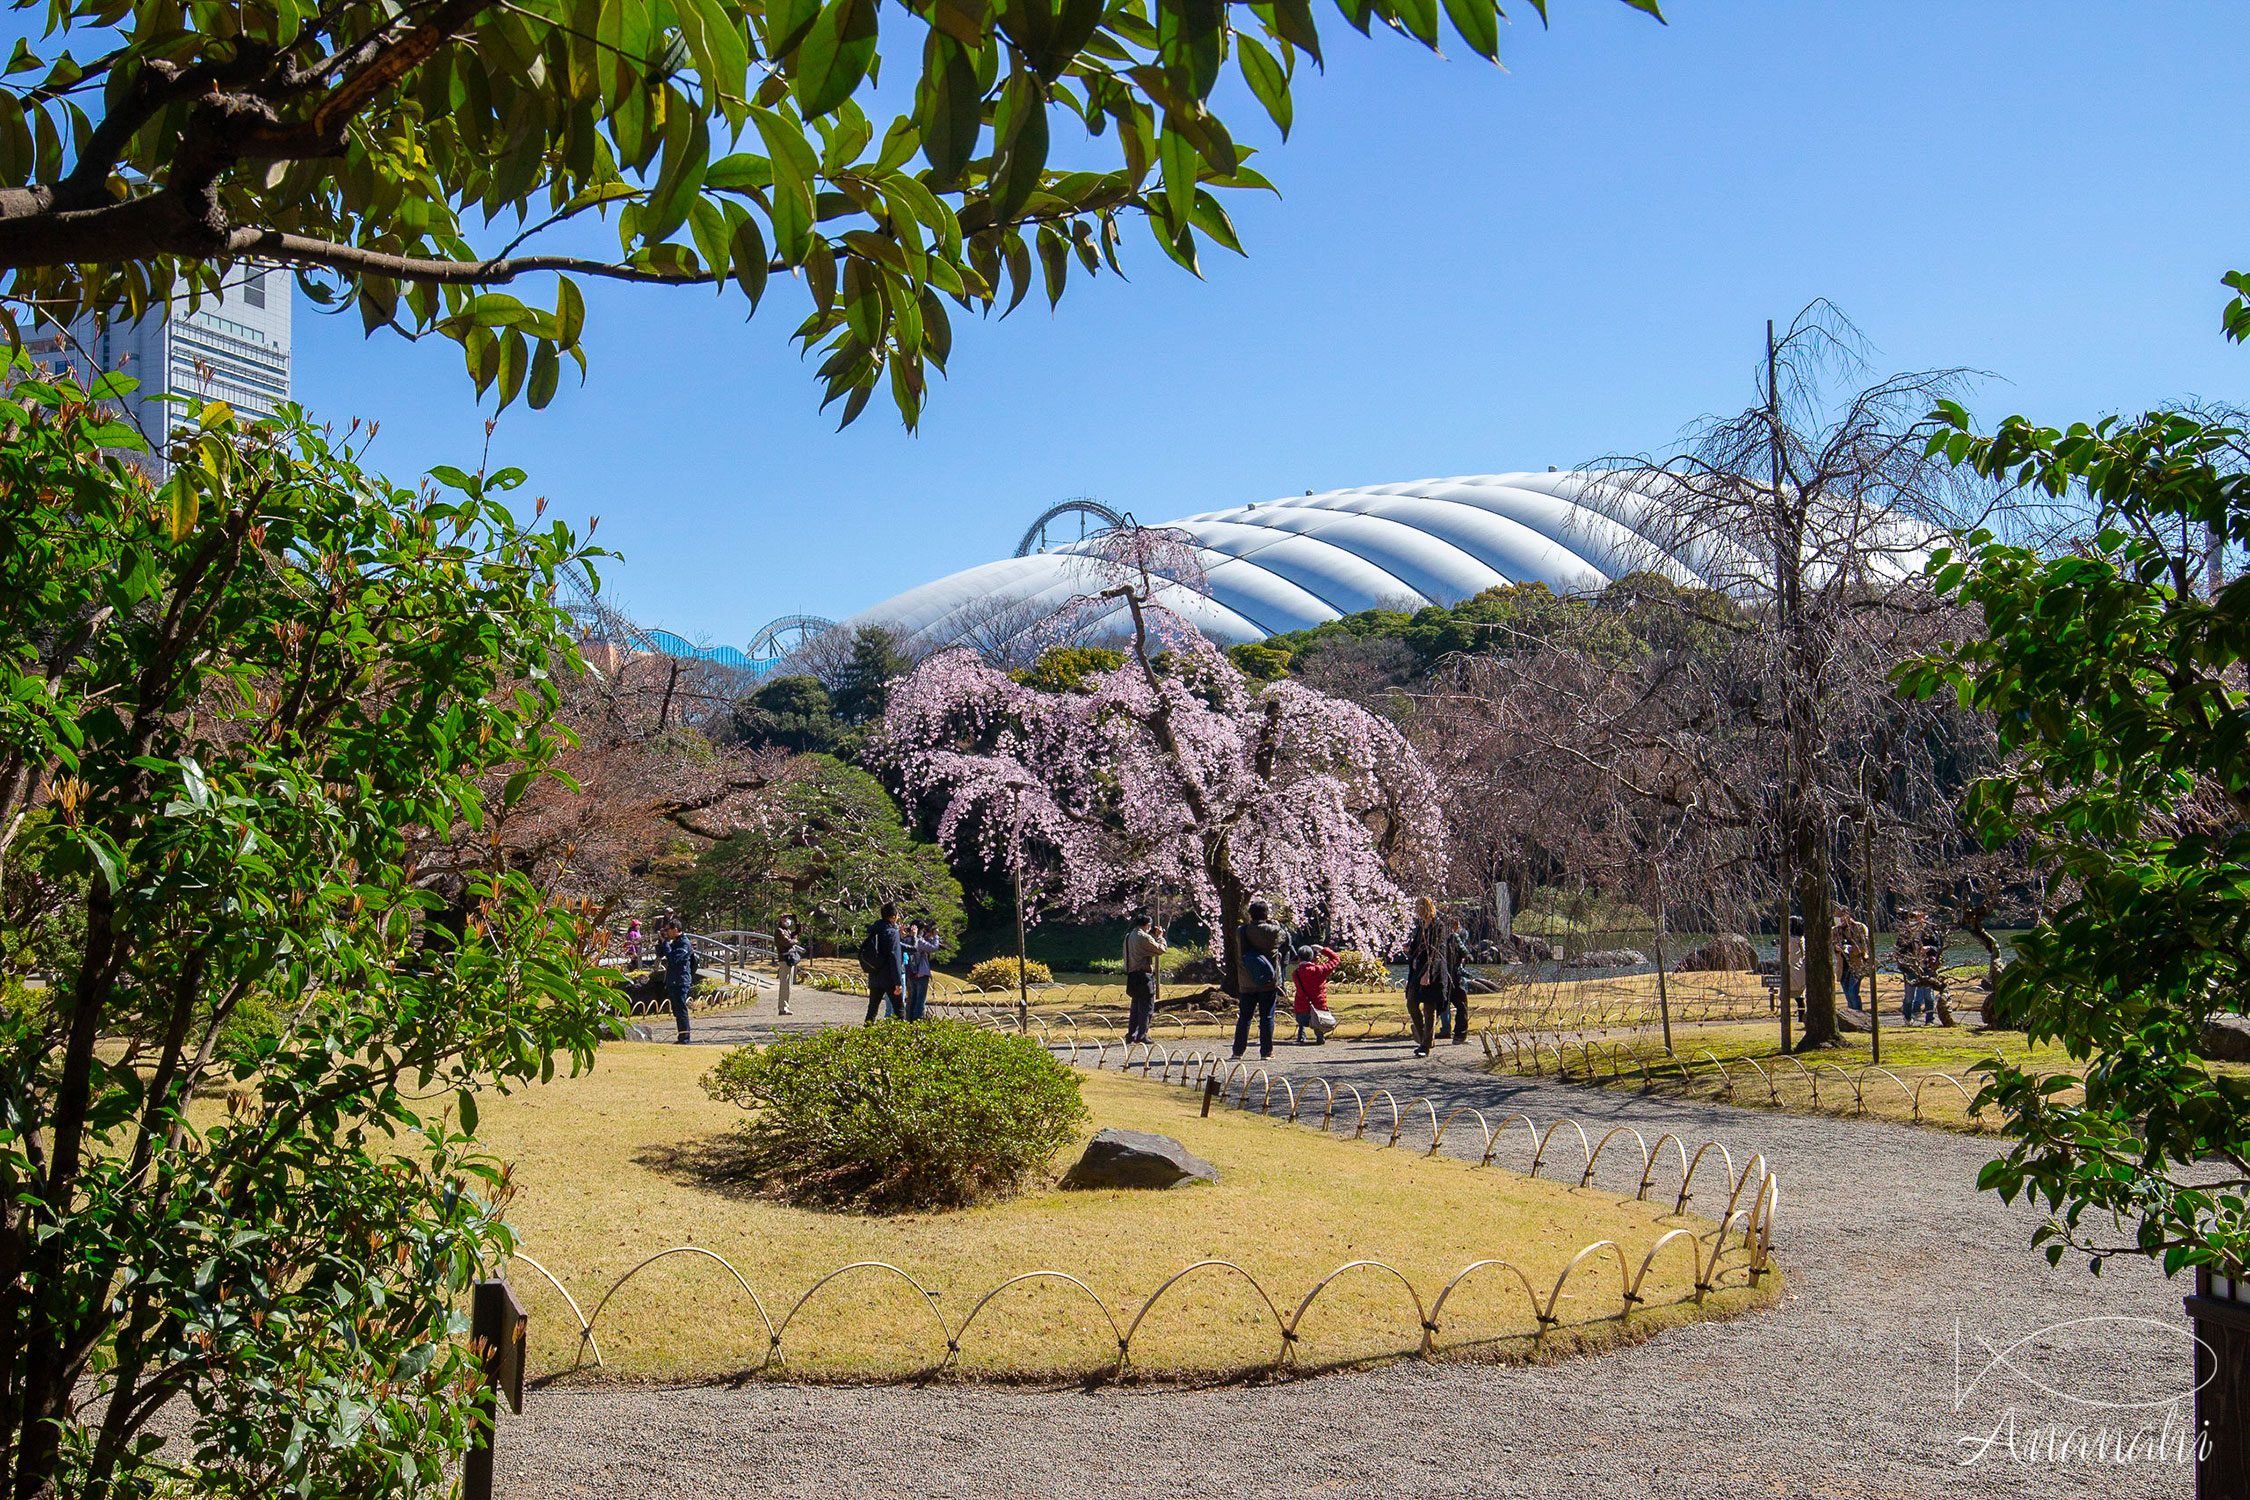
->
1015;498;1123;557
557;564;833;684
561;496;1122;680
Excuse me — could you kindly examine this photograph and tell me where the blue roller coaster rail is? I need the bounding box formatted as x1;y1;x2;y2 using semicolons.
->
559;566;832;681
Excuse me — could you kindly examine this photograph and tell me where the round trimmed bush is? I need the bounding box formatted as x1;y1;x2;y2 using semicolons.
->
966;955;1052;991
699;1021;1088;1211
1330;949;1395;989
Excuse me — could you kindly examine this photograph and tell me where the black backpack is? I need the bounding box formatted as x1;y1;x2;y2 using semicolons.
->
1241;946;1278;992
857;923;885;976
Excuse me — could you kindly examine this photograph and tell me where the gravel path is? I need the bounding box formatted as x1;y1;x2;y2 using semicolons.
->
500;1003;2202;1499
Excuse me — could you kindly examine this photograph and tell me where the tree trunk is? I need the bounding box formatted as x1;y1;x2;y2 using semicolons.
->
1213;840;1246;999
1795;793;1840;1049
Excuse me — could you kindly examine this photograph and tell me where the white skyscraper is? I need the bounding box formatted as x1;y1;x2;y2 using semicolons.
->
27;267;292;467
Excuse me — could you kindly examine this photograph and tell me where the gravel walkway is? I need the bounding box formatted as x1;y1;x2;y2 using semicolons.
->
500;1001;2202;1499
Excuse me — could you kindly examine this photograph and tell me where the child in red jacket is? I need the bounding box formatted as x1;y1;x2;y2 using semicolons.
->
1291;945;1340;1045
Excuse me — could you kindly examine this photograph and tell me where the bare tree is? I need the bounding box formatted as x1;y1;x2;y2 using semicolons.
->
1584;305;2008;1048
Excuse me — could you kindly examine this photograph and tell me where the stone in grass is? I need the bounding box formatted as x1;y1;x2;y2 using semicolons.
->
1835;1007;1872;1035
1061;1129;1218;1191
2199;1014;2250;1063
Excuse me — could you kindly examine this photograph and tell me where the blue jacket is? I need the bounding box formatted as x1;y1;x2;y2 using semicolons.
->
660;934;698;996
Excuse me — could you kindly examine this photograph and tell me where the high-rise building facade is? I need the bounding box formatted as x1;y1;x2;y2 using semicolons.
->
26;267;292;465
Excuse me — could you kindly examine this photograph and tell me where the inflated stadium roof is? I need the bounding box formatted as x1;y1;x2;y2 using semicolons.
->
838;471;1922;653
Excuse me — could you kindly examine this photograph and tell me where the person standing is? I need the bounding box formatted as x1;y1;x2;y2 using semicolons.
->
1232;901;1287;1061
623;917;643;968
1123;913;1167;1044
1443;922;1473;1044
1785;914;1807;1021
904;919;942;1020
860;902;905;1025
774;913;802;1017
1897;909;1935;1024
1290;945;1340;1045
1404;898;1451;1058
1835;909;1873;1011
657;918;697;1044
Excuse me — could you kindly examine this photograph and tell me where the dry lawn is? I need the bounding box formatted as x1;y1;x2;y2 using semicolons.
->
1488;1020;2093;1131
476;1043;1774;1385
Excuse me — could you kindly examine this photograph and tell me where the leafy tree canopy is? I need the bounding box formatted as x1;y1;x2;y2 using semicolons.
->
832;623;914;721
675;751;963;943
1010;644;1123;691
729;671;843;752
1253;576;1738;678
0;0;1660;423
0;368;612;1498
1904;398;2250;1277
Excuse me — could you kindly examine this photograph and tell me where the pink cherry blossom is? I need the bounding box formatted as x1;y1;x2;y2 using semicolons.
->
876;597;1446;965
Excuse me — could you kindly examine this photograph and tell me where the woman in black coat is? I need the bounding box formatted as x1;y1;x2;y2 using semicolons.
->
1403;896;1451;1058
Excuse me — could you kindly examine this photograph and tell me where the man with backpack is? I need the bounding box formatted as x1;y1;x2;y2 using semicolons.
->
1232;900;1288;1061
859;902;906;1025
657;917;698;1044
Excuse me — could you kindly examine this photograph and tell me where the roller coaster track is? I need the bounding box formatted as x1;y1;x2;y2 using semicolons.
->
559;564;833;680
1015;498;1124;557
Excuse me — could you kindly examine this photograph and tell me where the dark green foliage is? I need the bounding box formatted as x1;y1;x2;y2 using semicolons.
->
674;754;963;945
0;368;615;1499
834;626;916;723
1255;577;1741;679
1224;642;1291;681
1904;398;2250;1276
1011;645;1126;692
0;0;1665;425
699;1022;1088;1210
731;673;845;754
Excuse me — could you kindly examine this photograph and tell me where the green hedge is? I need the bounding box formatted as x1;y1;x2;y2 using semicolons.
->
700;1021;1088;1211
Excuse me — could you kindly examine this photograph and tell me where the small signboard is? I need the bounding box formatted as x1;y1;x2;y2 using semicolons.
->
473;1278;528;1416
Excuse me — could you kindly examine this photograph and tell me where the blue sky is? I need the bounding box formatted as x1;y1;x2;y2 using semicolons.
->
292;1;2250;648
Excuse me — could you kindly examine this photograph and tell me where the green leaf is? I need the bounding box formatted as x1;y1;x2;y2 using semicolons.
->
1236;36;1292;138
990;72;1050;220
704;153;775;192
555;277;585;349
1158;0;1226;101
767;0;823;58
752;107;820;261
1158;116;1198;223
1393;0;1440;49
528;341;561;409
457;1087;479;1135
915;32;983;186
1441;0;1499;61
676;0;750;101
495;329;530;409
644;98;712;244
731;214;772;307
792;0;881;119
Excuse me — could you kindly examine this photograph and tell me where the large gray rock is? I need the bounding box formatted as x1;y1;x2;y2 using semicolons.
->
1563;949;1647;969
1674;933;1758;973
1835;1006;1872;1034
2200;1014;2250;1063
1061;1129;1218;1191
1167;955;1225;986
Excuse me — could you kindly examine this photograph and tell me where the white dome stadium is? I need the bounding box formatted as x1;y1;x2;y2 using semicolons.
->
838;471;1920;653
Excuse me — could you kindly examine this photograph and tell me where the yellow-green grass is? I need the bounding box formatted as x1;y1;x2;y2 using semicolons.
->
923;971;1768;1047
1481;1020;2250;1133
477;1043;1775;1385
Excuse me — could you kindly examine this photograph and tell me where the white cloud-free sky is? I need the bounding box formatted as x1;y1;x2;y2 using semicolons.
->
293;0;2250;647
